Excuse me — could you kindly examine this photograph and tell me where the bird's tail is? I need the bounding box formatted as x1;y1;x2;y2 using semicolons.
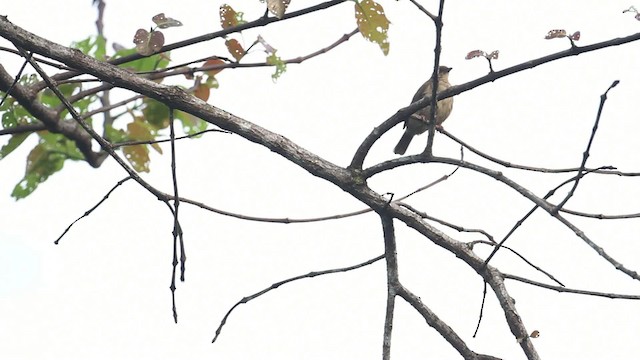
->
393;132;414;155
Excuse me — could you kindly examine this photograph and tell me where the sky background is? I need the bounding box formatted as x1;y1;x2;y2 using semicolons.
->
2;1;640;359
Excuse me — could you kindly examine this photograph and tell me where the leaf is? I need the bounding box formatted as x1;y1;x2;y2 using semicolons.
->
121;118;159;172
465;50;486;59
113;48;170;72
465;50;499;60
71;35;107;60
142;98;170;129
194;83;210;101
530;330;540;338
266;53;286;80
220;4;242;29
355;0;390;55
545;29;567;39
0;133;30;160
175;110;207;135
225;39;245;61
123;144;150;173
267;0;291;19
11;132;82;199
133;29;165;56
257;35;277;54
152;13;183;29
569;31;581;41
203;58;226;77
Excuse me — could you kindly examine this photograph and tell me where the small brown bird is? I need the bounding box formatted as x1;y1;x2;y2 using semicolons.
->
393;66;454;155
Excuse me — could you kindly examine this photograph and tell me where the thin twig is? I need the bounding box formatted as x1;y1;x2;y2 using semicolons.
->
554;80;619;211
469;240;564;287
0;51;31;107
482;167;609;268
54;177;132;244
112;128;229;148
504;273;640;300
424;0;447;156
211;254;385;343
168;108;183;324
472;281;488;337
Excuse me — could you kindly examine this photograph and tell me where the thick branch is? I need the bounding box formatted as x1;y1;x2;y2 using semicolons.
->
0;64;106;166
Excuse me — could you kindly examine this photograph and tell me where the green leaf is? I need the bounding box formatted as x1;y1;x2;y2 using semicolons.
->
11;135;77;199
175;111;207;135
0;133;31;160
71;35;107;60
266;53;287;80
142;98;170;129
355;0;390;55
40;83;82;108
113;48;171;73
1;101;37;159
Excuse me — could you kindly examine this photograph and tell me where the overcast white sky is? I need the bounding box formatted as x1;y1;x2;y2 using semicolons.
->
2;1;640;359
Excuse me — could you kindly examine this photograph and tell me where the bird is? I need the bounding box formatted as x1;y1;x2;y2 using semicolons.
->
393;66;454;155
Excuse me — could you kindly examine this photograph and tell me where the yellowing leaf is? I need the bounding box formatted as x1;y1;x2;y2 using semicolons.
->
355;0;390;55
225;39;245;61
267;0;291;19
123;118;156;172
123;144;150;172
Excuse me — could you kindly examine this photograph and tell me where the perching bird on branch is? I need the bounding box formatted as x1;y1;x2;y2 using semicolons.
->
393;66;453;155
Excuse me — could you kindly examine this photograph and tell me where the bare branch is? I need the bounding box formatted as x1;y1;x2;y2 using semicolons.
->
554;80;620;211
168;108;184;323
504;273;640;300
395;283;502;360
380;214;397;360
54;177;132;244
211;254;385;343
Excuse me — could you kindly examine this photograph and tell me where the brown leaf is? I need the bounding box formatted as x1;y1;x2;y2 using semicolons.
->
133;29;164;56
194;84;210;102
545;29;567;39
465;50;486;59
225;39;245;61
152;13;183;29
267;0;291;19
203;58;226;76
220;4;238;29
